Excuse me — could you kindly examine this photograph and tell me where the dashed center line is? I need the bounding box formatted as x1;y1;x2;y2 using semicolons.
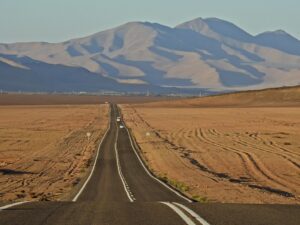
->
115;106;192;203
114;118;136;202
115;105;212;225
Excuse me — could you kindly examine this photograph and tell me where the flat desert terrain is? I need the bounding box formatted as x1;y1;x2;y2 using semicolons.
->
143;85;300;108
0;94;178;105
0;104;108;202
121;87;300;204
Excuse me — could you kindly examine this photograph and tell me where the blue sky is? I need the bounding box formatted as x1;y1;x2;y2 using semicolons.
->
1;0;299;43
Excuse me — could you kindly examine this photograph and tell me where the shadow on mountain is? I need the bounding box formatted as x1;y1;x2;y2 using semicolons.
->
0;56;117;92
226;55;265;80
156;26;226;59
66;46;83;57
98;62;120;77
149;46;183;62
255;32;300;56
0;54;207;94
229;46;265;62
218;70;262;87
109;35;124;52
204;18;254;42
82;39;104;54
114;55;193;86
151;26;265;83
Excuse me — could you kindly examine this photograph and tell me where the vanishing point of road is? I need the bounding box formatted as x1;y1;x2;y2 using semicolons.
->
0;104;299;225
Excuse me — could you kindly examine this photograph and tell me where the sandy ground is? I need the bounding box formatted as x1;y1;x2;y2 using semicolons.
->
0;104;108;202
121;106;300;204
143;85;300;108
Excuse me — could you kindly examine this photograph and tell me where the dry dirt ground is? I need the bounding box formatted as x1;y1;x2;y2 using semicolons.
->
144;85;300;108
0;104;108;203
121;105;300;204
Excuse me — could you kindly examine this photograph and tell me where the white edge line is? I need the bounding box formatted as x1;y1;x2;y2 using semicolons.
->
0;201;30;211
117;106;192;203
161;202;196;225
114;117;135;202
72;104;111;202
174;202;211;225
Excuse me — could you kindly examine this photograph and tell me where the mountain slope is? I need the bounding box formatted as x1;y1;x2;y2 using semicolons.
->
0;18;300;93
0;54;120;92
255;30;300;56
0;54;204;94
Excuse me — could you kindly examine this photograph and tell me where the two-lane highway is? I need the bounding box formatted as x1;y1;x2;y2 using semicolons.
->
114;104;191;203
0;104;202;225
0;103;299;225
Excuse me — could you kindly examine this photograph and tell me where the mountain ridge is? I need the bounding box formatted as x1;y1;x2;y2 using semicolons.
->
1;17;300;93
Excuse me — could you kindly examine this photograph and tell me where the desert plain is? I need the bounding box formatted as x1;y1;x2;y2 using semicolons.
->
0;104;108;202
121;87;300;204
0;87;299;205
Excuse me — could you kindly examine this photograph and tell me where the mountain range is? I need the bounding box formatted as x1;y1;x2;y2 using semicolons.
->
1;17;300;93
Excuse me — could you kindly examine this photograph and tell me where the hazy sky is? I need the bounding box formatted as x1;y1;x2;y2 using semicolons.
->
1;0;299;43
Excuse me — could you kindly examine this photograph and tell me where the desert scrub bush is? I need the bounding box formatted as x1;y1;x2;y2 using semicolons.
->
159;174;190;193
192;195;208;203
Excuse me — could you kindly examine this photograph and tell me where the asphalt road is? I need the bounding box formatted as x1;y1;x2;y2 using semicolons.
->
0;104;299;225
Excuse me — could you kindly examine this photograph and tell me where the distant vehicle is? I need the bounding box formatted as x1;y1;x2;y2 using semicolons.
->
119;125;124;129
117;118;121;122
